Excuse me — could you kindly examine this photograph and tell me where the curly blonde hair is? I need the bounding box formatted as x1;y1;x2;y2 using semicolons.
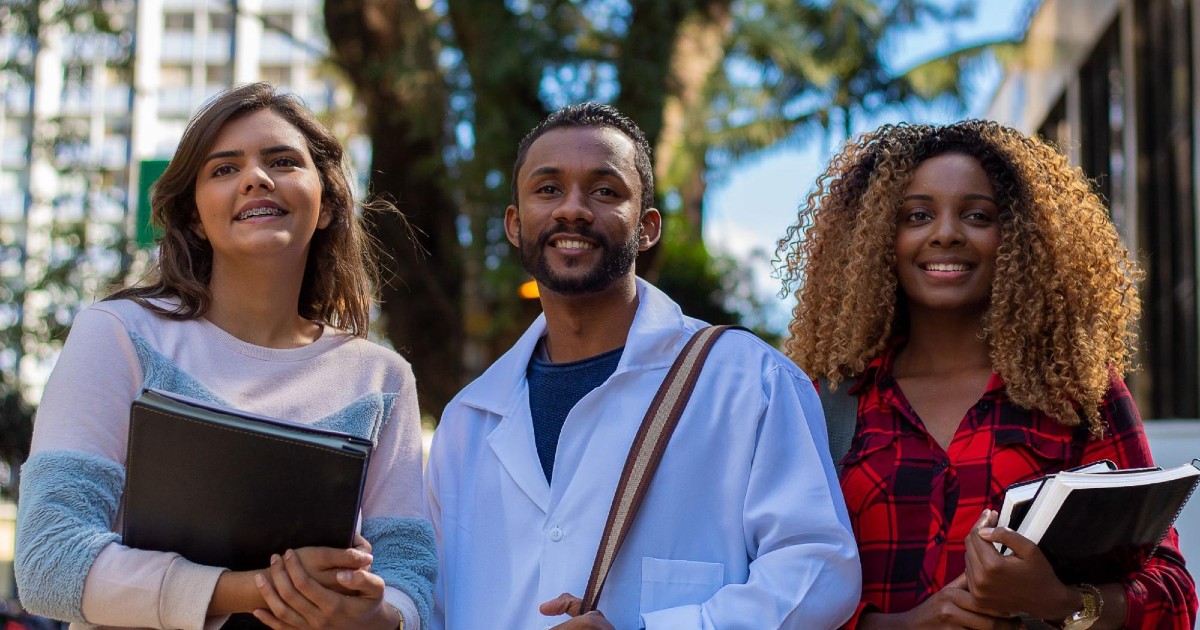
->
778;120;1141;434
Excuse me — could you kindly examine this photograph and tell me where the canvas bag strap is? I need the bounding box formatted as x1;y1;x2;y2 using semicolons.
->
580;324;740;614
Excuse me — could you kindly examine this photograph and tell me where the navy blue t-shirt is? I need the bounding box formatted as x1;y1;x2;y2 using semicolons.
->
526;341;623;482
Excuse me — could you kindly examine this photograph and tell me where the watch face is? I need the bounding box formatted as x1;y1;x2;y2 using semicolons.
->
1062;587;1102;630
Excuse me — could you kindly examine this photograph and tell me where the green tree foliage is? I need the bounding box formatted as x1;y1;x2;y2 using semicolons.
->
323;0;1011;415
713;0;1019;150
653;216;782;346
0;1;1014;454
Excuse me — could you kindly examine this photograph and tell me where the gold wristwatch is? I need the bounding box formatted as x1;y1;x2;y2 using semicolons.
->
388;604;405;630
1058;583;1102;630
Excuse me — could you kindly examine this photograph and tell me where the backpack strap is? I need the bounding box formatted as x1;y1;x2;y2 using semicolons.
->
579;325;741;614
817;376;859;473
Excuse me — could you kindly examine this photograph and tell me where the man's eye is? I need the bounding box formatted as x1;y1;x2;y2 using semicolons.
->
536;185;558;194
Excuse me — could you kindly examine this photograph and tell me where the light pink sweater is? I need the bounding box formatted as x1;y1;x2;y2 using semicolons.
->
28;299;426;629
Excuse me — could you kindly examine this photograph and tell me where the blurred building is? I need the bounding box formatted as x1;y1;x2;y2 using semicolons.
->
0;0;358;404
1;0;349;219
988;0;1200;420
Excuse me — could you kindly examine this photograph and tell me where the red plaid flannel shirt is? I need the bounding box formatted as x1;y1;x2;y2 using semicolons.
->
837;342;1197;629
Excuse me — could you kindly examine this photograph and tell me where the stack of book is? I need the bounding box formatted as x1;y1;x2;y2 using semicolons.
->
997;458;1200;584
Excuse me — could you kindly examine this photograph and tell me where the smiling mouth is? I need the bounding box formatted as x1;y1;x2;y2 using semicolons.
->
921;262;972;272
553;239;597;250
235;207;286;221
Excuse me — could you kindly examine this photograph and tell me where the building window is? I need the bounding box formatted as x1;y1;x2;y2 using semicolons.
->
160;65;190;89
105;117;131;137
1078;23;1124;225
164;12;195;31
63;64;91;92
1037;97;1068;149
104;66;128;86
206;64;232;86
261;65;290;86
263;12;292;32
210;11;234;32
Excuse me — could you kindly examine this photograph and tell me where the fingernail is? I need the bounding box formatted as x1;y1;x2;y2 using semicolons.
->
255;574;265;587
979;527;995;537
270;554;279;565
338;570;352;582
284;549;294;560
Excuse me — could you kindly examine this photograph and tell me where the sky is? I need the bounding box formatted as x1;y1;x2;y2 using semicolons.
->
703;1;1031;333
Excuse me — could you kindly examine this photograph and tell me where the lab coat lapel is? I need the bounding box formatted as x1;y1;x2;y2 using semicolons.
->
486;387;550;512
474;283;692;517
474;320;553;514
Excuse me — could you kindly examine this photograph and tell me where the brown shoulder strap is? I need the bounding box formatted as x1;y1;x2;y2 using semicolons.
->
579;324;739;613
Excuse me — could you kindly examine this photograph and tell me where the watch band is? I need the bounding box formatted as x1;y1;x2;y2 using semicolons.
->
388;604;405;630
1059;583;1103;630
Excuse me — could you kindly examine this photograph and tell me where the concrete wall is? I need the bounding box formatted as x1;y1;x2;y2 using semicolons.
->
987;0;1122;129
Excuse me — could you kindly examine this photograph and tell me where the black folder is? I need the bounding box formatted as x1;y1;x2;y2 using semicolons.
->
123;388;373;571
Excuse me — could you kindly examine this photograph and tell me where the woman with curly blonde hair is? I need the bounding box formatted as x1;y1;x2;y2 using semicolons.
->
780;120;1196;629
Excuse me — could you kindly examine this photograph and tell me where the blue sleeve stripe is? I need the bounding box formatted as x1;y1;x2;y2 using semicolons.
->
15;450;124;622
362;515;437;629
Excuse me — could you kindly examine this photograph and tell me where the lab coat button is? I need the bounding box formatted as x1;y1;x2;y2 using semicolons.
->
549;526;564;541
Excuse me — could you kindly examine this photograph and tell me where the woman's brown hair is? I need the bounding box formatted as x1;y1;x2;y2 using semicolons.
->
778;120;1142;435
109;82;378;337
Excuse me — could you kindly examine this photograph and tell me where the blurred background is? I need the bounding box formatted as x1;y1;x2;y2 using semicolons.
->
0;0;1198;619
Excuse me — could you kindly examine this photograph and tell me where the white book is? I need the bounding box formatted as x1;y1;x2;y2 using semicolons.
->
995;459;1116;552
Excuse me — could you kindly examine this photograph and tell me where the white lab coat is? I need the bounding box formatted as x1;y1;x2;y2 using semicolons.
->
425;279;860;630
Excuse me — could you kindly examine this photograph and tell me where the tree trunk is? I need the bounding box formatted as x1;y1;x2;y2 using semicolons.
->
659;1;733;241
618;0;733;269
324;0;463;416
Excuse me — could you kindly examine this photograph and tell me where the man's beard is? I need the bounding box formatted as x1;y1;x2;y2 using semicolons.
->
520;224;639;295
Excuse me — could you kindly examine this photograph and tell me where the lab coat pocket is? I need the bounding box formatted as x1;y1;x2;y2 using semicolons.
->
639;557;724;615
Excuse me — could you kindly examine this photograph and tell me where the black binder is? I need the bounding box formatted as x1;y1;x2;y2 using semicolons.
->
123;388;373;571
1003;459;1200;584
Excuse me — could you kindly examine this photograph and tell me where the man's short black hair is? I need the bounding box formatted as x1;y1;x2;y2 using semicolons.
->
511;102;655;213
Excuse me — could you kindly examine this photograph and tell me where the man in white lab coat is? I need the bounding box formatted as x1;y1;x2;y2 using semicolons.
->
425;103;860;630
